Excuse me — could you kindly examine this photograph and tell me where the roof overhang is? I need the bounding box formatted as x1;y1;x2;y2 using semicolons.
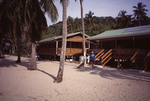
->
88;25;150;41
38;32;89;44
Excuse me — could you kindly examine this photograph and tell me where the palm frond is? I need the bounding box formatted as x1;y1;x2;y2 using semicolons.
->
40;0;58;22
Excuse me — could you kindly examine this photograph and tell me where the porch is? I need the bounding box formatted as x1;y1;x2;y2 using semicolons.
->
87;49;150;71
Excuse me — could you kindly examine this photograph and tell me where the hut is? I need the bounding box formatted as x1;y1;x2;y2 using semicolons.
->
88;25;150;70
37;32;89;61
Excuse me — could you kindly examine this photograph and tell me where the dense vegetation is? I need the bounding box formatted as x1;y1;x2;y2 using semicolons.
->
0;0;58;68
42;2;150;39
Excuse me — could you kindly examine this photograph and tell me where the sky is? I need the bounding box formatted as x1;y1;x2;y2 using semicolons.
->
46;0;150;26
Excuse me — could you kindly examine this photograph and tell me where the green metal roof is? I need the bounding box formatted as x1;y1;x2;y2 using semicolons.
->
89;25;150;40
39;32;89;43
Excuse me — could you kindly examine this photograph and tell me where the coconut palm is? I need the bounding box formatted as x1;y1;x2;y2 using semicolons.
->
74;17;81;31
76;0;86;68
133;2;148;26
0;0;23;63
27;0;47;69
67;16;74;33
85;10;94;34
26;0;58;70
0;0;58;66
117;10;133;28
0;1;5;57
54;0;68;83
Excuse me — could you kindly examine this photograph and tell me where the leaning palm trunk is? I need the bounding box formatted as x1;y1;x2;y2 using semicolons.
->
28;43;37;70
78;0;86;68
54;0;67;83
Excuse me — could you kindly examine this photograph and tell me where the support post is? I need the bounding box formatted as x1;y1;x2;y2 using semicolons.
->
133;37;135;48
115;40;117;49
56;41;58;55
88;40;90;49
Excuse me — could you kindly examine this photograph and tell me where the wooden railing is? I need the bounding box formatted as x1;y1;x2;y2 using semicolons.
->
95;49;104;61
87;49;150;68
111;49;138;59
57;48;82;56
101;49;112;67
130;49;140;63
37;47;83;56
87;49;112;67
144;51;150;71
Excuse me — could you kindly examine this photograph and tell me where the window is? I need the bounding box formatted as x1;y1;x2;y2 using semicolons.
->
72;42;82;48
58;41;62;48
67;42;70;48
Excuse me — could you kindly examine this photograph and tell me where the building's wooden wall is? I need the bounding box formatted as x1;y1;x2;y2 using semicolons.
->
67;36;88;42
37;41;56;56
37;48;56;55
37;35;89;58
57;48;82;56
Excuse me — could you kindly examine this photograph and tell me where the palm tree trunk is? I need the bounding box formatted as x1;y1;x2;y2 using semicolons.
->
0;44;5;58
28;43;37;70
11;43;15;55
16;41;21;63
138;18;141;26
54;0;67;83
78;0;86;68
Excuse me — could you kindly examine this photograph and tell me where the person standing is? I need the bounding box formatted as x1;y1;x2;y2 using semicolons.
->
89;51;95;68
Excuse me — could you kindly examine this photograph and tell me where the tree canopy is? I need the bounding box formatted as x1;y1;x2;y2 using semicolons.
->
42;2;149;39
0;0;58;63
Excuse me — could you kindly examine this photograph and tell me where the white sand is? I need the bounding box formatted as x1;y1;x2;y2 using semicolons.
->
0;55;150;101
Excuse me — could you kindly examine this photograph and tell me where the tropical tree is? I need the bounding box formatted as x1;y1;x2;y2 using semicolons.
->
27;0;58;70
116;10;133;28
0;0;58;67
0;0;23;63
133;2;148;26
85;10;94;33
78;0;86;68
54;0;68;83
27;0;47;69
67;16;74;33
0;1;5;57
74;17;82;32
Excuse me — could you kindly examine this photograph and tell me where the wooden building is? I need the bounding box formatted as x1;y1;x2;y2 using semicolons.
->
37;32;89;60
88;25;150;70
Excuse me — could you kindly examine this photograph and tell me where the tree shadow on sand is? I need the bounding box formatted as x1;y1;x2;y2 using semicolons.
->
37;69;56;80
0;56;56;80
0;57;29;68
75;66;150;83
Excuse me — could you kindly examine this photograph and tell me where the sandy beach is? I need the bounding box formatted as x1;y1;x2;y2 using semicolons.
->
0;55;150;101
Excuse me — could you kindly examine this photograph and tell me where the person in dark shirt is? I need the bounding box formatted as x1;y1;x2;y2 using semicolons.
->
89;51;95;68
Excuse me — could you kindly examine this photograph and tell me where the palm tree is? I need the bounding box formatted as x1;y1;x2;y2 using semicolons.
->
85;10;94;34
27;0;58;70
133;2;148;26
27;0;47;69
74;17;81;31
77;0;86;68
116;10;133;28
0;1;5;57
67;16;74;33
39;0;58;23
54;0;68;83
0;0;23;63
0;0;58;66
